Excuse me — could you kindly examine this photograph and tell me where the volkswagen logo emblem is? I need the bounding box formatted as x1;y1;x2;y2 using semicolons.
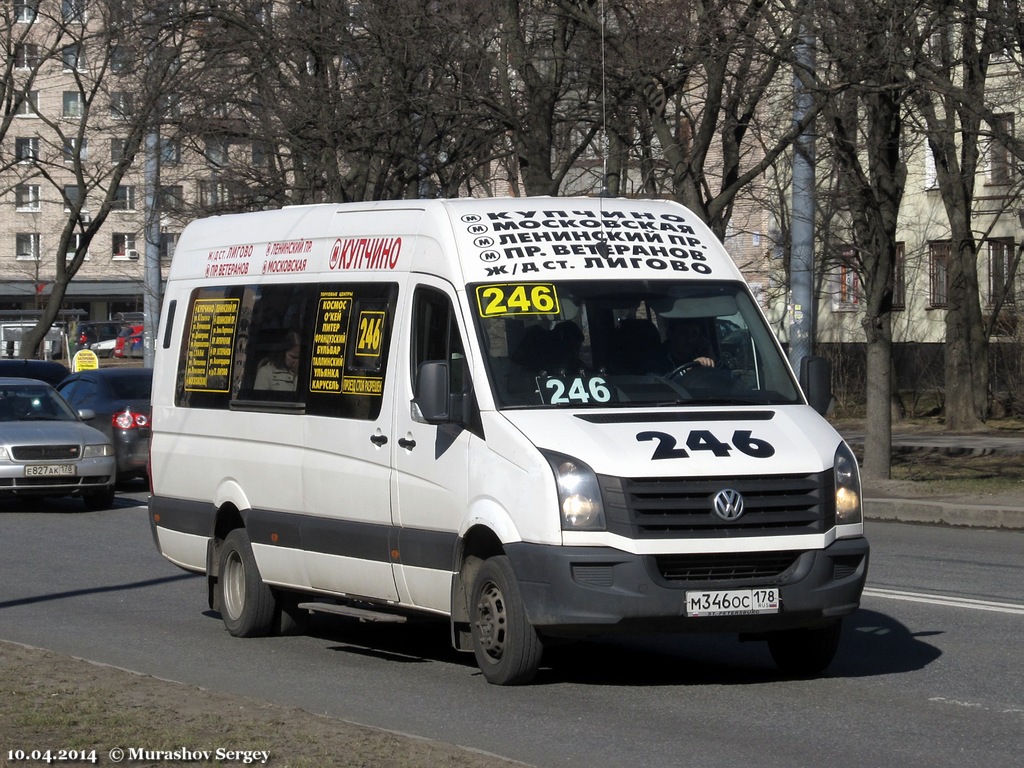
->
712;489;745;521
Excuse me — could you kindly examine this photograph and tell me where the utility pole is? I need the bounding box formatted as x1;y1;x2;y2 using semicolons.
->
143;126;161;368
789;29;816;369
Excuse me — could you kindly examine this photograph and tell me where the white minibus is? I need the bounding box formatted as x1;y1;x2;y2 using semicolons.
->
148;197;868;684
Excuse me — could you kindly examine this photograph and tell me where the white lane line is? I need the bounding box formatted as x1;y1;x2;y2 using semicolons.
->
863;587;1024;615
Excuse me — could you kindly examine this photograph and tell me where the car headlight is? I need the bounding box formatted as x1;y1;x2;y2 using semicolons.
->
0;447;8;460
542;450;606;531
834;442;862;526
83;444;114;458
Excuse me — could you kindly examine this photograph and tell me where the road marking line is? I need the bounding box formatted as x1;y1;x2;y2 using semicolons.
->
863;587;1024;615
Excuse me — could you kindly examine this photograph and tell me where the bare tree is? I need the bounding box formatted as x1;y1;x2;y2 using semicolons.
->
907;0;1016;429
11;1;201;358
814;0;918;478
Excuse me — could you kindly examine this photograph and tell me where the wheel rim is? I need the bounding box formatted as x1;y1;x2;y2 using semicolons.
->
475;580;507;661
222;549;245;621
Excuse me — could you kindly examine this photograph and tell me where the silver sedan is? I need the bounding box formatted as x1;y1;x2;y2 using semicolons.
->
0;377;116;511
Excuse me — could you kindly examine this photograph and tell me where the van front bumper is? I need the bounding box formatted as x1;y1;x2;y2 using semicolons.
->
504;536;869;636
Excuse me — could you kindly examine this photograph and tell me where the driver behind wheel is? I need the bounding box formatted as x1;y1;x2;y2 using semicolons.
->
660;316;715;371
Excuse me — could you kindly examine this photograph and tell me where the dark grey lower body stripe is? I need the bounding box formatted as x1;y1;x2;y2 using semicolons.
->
149;495;457;571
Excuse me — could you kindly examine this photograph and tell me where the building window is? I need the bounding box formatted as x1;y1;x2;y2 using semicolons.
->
112;185;136;211
158;93;183;118
63;137;88;163
205;139;230;167
252;142;269;167
110;45;131;74
988;238;1015;306
62;44;86;71
15;43;40;68
63;185;84;211
15;185;41;211
112;233;137;260
16;91;39;117
159;185;185;211
15;0;39;23
924;147;937;190
199;180;232;209
66;232;88;262
63;91;84;118
831;246;860;310
987;114;1014;186
111;138;127;162
929;241;950;308
110;92;133;119
160;232;179;262
61;0;86;23
160;138;182;165
892;242;906;310
15;137;39;162
16;233;41;260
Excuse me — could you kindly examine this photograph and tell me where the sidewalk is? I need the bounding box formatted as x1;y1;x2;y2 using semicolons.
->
838;427;1024;530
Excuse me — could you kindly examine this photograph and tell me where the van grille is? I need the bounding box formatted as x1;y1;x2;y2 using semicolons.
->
655;551;802;581
599;471;832;539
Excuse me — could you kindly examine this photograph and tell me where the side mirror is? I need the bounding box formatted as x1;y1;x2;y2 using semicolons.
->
799;355;833;416
413;360;452;424
77;408;96;421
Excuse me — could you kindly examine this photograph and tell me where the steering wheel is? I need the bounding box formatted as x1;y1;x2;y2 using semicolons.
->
666;361;701;380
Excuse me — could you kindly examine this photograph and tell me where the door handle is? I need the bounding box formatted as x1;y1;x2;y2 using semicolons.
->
398;437;417;449
369;434;388;446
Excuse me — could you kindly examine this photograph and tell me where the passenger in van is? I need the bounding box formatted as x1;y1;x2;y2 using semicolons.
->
254;331;301;391
550;321;585;375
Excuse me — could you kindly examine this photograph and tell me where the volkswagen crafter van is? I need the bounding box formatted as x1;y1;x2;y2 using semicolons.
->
148;197;868;684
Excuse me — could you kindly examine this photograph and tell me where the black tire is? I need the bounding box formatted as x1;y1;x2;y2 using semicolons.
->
767;620;843;677
83;485;115;511
469;556;543;685
217;528;277;638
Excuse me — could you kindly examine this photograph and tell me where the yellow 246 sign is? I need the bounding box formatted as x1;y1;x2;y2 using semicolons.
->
475;283;560;317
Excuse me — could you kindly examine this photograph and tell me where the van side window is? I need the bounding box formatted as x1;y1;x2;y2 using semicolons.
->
238;284;311;404
411;287;466;395
175;282;397;417
304;282;398;421
175;285;247;409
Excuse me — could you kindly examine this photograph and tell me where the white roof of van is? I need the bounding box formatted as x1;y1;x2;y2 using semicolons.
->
170;197;740;284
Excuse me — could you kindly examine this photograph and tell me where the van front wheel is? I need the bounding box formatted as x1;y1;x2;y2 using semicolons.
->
218;528;276;638
470;556;543;685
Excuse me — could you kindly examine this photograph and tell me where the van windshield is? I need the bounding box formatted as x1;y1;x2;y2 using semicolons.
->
471;280;802;409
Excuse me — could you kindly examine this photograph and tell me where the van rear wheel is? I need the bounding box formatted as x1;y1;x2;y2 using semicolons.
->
469;556;543;685
766;620;843;676
218;528;276;637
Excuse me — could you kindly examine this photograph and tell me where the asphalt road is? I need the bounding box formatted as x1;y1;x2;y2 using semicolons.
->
1;486;1022;767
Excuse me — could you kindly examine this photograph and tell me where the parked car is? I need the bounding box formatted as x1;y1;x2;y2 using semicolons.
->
75;321;124;354
112;325;144;359
56;368;152;482
0;359;69;387
0;377;116;510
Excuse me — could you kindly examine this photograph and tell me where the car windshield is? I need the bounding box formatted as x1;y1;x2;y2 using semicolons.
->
471;280;802;409
0;382;79;422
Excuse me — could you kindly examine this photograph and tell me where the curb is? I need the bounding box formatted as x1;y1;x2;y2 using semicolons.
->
865;498;1024;530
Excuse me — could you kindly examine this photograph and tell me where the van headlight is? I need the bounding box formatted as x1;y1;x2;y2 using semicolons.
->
541;451;606;531
83;444;114;458
834;442;862;526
